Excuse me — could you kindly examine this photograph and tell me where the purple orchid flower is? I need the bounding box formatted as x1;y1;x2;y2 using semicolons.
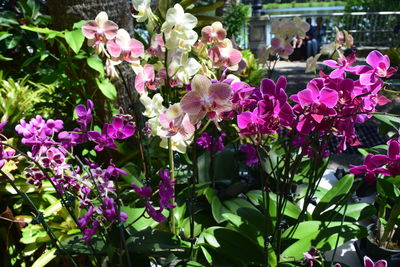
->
132;184;153;198
88;123;117;151
145;201;167;222
82;220;99;242
158;168;175;210
76;99;94;131
108;117;135;139
349;154;390;184
240;143;259;166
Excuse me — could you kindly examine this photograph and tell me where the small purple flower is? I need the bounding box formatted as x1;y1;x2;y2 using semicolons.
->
132;184;153;198
196;132;226;153
0;121;7;132
78;206;94;228
76;99;94;131
82;220;99;242
106;160;128;178
88;123;117;151
301;248;318;266
158;168;175;209
240;144;259;166
102;197;118;221
108;117;135;140
145;201;166;222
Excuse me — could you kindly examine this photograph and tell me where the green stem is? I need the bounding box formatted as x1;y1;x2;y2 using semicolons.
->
0;169;78;267
330;201;349;266
189;127;199;261
380;200;400;246
168;138;176;234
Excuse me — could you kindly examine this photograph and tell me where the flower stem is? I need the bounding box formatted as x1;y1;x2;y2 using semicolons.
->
380;200;400;246
168;137;176;234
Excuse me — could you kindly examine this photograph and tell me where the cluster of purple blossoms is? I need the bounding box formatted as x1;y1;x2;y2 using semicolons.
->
132;168;175;223
240;143;259;166
350;138;400;184
12;99;135;242
196;132;226;153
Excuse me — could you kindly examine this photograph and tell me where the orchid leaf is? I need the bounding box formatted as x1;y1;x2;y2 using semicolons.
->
64;29;84;54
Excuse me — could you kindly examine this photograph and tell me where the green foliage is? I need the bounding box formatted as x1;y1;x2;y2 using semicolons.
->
223;4;249;39
345;0;400;11
0;71;54;123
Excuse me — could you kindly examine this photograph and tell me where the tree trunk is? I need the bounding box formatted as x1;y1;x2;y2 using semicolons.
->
46;0;136;113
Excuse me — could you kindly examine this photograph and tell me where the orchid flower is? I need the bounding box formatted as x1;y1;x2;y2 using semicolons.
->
201;21;226;44
135;64;156;94
360;50;398;85
132;0;154;23
169;53;201;85
140;93;164;118
208;39;242;70
82;12;118;54
161;4;197;34
270;37;294;59
349;154;390;184
364;256;387;267
166;30;198;52
147;33;165;57
180;74;232;124
107;29;144;63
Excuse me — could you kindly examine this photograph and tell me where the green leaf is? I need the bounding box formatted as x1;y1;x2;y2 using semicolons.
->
180;0;197;8
95;78;117;100
0;31;12;41
377;179;400;199
211;195;228;223
374;114;400;130
0;54;12;61
5;35;21;49
202;227;264;265
189;0;224;14
126;228;181;254
313;174;354;218
122;207;164;231
20;25;64;38
86;55;105;77
281;222;367;261
195;15;223;28
64;29;85;54
32;248;57;267
73;20;88;30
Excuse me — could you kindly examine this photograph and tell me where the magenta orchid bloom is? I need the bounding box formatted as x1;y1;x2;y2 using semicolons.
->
323;50;365;78
82;12;118;53
180;74;232;124
349;154;390;184
146;33;165;57
360;50;398;85
292;78;339;124
106;29;144;63
108;117;135;139
201;22;226;44
364;256;387;267
135;64;156;94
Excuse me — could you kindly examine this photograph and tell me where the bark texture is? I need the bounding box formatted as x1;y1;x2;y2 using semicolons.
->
46;0;136;112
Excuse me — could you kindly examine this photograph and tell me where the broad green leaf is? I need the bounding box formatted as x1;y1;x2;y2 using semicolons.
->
377;179;400;199
196;15;222;28
313;174;354;218
281;223;366;261
86;54;105;77
126;228;181;254
32;248;56;267
202;227;264;266
20;25;64;37
180;0;197;8
64;29;85;54
270;192;301;219
122;207;164;231
0;53;12;61
211;195;227;223
0;31;12;41
374;114;400;130
96;78;117;100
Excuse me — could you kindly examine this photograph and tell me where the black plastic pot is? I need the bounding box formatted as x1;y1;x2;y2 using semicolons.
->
354;237;400;267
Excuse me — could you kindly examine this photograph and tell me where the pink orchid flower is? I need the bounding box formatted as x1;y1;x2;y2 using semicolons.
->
364;256;387;267
323;50;369;78
270;37;294;59
208;39;242;71
349;154;390;184
135;64;156;94
146;33;165;57
106;29;144;63
159;104;195;139
292;78;339;123
360;50;398;85
82;12;118;53
180;74;232;124
201;22;226;44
